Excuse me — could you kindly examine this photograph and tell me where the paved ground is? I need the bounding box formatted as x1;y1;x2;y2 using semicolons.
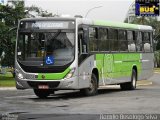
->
0;73;160;119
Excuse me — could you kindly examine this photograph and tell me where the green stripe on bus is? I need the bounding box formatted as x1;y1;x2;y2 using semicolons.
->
94;20;139;29
95;53;142;79
37;68;70;80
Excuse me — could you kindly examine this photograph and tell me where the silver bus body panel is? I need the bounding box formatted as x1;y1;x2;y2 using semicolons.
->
139;53;154;80
78;55;95;89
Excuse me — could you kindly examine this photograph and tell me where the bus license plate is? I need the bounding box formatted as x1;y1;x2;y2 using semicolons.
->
38;85;49;89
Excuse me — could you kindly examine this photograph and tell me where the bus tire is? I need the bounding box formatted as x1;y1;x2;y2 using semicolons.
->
81;73;98;96
33;89;51;98
120;69;137;90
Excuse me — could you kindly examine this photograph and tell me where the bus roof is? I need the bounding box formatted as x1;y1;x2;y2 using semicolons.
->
20;17;153;31
20;17;75;21
92;20;153;31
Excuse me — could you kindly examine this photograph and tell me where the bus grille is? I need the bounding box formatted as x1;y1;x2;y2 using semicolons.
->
27;81;60;89
25;74;36;80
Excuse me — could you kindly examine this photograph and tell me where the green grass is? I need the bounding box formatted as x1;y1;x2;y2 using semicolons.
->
0;73;15;87
154;68;160;73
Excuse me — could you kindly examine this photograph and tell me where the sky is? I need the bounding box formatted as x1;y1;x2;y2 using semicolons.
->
24;0;135;22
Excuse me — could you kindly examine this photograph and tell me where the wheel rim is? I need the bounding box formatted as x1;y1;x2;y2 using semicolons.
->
89;77;95;92
132;75;136;88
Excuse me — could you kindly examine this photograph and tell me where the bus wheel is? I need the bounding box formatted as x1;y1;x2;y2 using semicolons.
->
120;69;137;90
33;89;50;98
81;73;98;96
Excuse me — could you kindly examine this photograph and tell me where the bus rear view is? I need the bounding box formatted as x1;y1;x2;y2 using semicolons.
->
15;18;78;98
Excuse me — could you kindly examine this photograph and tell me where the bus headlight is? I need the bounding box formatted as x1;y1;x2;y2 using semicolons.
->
15;69;24;79
65;68;76;79
17;73;24;79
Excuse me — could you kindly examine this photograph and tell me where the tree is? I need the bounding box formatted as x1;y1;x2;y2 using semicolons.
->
0;1;25;67
25;5;53;17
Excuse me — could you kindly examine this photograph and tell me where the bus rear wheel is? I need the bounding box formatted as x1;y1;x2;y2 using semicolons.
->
120;69;137;90
80;73;98;96
33;89;51;98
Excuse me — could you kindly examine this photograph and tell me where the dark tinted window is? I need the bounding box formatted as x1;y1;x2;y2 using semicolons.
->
143;32;150;41
98;28;109;51
89;27;98;51
119;30;126;40
119;30;128;51
136;32;143;51
108;29;118;40
150;32;153;52
108;29;118;51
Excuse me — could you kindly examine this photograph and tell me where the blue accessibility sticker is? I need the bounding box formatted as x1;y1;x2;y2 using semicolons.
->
45;55;54;65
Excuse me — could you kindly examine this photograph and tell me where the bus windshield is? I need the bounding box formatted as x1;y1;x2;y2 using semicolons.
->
17;21;75;67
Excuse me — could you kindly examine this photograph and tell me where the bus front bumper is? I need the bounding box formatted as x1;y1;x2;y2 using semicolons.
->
15;76;79;90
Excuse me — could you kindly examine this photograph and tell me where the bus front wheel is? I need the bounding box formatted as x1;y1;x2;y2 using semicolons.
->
33;89;51;98
80;73;98;96
120;69;137;90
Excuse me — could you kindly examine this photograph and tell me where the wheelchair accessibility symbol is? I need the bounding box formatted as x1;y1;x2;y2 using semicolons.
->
45;55;54;65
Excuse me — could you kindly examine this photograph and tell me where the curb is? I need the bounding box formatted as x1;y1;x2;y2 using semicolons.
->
154;72;160;74
137;82;152;86
137;80;152;86
0;87;16;90
99;80;152;89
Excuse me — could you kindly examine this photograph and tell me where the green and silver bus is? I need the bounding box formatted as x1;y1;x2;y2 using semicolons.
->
15;17;154;98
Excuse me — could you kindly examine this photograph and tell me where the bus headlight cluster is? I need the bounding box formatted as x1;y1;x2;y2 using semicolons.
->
65;68;76;79
17;73;24;79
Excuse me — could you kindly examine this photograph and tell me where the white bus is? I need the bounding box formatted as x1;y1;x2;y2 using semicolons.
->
15;17;154;98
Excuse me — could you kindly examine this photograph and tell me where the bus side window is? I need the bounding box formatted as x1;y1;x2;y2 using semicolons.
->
82;27;88;53
119;30;127;51
78;27;88;54
98;28;108;51
78;31;82;55
136;32;143;52
143;32;151;52
150;32;153;52
89;27;98;52
108;28;118;51
127;31;136;52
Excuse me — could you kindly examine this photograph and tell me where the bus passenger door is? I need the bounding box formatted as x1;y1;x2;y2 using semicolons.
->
103;54;114;84
78;26;91;89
